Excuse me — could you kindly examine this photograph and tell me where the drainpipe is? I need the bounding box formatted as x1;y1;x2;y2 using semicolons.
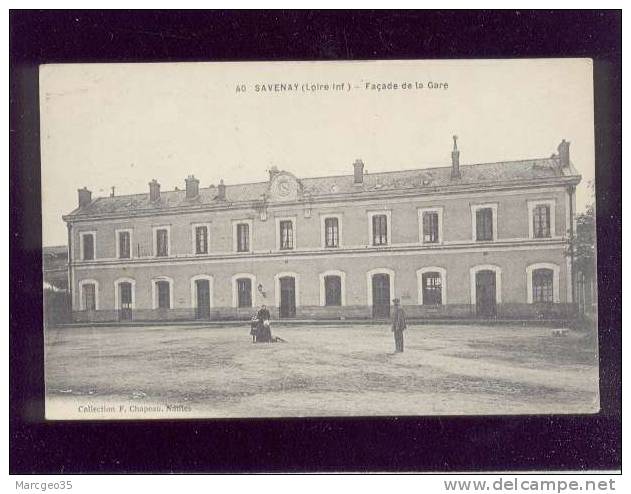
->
568;185;576;306
67;222;73;314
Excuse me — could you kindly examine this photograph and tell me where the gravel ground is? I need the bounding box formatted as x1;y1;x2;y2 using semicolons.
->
45;323;600;419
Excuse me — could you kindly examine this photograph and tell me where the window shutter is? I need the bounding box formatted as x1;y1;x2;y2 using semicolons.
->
476;210;483;240
423;213;431;239
545;206;551;236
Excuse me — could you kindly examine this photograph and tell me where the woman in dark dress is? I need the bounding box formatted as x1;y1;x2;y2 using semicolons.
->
255;305;272;343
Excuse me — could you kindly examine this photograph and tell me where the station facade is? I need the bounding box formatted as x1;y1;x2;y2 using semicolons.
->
64;138;581;322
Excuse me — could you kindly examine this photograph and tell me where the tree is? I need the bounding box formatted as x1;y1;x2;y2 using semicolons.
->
566;181;596;316
573;202;596;280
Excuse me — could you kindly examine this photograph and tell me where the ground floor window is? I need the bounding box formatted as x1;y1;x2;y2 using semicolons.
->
422;272;442;305
324;275;342;306
237;278;252;308
81;283;96;311
532;268;554;303
118;282;132;306
72;264;565;316
156;280;171;309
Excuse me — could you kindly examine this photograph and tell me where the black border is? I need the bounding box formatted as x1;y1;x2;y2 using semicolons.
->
10;10;621;473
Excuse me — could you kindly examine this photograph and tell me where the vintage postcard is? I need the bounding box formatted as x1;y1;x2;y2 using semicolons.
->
41;59;598;419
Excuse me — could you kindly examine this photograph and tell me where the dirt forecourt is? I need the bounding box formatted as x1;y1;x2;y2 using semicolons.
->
45;323;599;419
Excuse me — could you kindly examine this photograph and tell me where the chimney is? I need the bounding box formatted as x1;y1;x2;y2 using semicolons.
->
185;174;199;199
268;166;280;181
78;187;92;207
557;139;570;167
353;159;364;184
149;179;161;202
217;179;226;200
451;135;461;179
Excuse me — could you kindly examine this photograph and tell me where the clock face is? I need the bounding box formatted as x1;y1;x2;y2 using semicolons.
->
271;173;299;201
278;179;291;196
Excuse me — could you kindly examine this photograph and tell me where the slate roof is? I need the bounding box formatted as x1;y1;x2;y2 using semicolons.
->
65;157;580;219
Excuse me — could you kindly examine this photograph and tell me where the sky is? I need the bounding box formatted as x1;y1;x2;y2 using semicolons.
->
40;59;595;246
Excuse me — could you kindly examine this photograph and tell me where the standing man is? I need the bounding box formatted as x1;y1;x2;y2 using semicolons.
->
391;298;407;353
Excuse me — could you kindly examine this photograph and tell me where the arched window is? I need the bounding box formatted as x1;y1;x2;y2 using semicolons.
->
526;263;560;304
114;277;135;321
416;268;447;305
190;275;214;308
152;276;174;309
274;272;300;318
114;278;135;310
366;268;395;319
78;279;99;311
237;278;252;308
469;265;502;318
190;275;214;320
319;270;346;306
232;273;256;308
325;276;342;306
532;269;554;303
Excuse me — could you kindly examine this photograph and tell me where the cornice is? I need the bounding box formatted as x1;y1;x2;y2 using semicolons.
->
70;237;568;269
63;175;580;224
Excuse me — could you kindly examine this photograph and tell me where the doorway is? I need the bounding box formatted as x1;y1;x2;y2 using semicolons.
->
279;276;296;318
118;282;133;321
475;270;497;317
372;273;391;319
195;279;211;320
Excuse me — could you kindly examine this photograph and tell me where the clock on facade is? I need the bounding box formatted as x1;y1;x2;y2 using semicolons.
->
270;172;300;201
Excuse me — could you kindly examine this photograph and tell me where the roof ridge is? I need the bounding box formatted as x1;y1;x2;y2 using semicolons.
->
80;156;561;204
252;156;558;184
